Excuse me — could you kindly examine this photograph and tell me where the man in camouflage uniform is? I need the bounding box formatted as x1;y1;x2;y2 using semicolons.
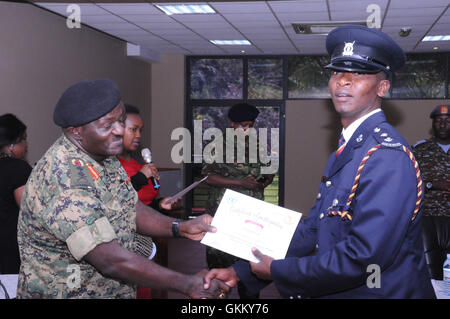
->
413;104;450;280
16;79;229;299
202;103;274;298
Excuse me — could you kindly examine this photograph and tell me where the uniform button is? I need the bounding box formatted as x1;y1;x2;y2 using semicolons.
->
374;127;380;133
319;213;324;220
86;217;94;225
317;193;321;199
315;244;319;249
332;199;339;207
326;181;332;187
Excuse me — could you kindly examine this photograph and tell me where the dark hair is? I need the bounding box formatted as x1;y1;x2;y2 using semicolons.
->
0;114;27;149
124;104;140;115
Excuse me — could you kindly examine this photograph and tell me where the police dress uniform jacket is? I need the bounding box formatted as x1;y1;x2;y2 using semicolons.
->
16;134;138;298
234;111;435;298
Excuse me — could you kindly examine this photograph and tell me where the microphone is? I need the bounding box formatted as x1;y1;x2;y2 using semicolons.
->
141;148;160;190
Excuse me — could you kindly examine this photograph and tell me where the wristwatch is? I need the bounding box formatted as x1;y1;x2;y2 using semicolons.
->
172;219;183;238
426;181;433;190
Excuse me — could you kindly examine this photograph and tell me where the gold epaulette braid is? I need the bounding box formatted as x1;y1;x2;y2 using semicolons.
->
327;144;422;222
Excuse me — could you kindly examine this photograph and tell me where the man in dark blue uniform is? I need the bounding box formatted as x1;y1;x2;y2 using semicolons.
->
204;25;435;298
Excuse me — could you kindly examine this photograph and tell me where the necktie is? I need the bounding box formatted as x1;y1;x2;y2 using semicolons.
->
336;133;345;157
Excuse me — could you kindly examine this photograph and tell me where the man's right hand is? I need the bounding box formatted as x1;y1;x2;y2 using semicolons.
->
187;270;232;299
240;176;263;190
203;267;239;290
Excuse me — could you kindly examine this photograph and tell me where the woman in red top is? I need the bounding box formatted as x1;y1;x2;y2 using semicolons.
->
118;105;173;210
118;104;174;299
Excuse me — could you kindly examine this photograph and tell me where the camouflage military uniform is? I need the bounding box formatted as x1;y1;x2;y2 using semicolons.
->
413;137;450;217
17;134;138;298
202;138;266;269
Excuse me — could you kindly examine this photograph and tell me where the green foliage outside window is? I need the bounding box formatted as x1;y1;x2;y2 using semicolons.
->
190;58;243;99
390;54;446;99
248;58;283;99
288;56;331;98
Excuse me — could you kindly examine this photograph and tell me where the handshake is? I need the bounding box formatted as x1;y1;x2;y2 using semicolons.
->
186;247;274;299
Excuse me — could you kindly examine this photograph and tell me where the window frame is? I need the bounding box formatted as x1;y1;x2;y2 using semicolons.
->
185;55;287;215
184;52;449;215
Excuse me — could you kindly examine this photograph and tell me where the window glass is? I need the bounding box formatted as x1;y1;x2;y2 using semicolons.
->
190;58;243;99
248;58;283;99
390;54;446;99
288;56;330;98
192;105;280;206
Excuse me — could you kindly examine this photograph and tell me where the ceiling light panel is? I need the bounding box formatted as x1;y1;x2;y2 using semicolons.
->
422;35;450;41
210;40;251;45
155;4;215;15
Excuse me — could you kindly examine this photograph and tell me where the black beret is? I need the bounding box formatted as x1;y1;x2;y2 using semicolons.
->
53;79;121;128
430;105;449;118
228;103;259;122
324;25;406;75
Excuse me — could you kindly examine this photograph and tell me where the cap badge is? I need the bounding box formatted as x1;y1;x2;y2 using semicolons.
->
440;105;448;114
342;41;355;56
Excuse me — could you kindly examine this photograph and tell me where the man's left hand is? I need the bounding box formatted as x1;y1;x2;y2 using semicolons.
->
160;196;181;210
179;214;217;241
250;247;273;281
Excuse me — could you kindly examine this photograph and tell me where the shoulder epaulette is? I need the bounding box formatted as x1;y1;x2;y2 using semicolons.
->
372;129;402;149
69;158;96;189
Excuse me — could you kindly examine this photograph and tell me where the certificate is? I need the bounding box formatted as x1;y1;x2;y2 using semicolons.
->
165;176;208;204
201;189;302;263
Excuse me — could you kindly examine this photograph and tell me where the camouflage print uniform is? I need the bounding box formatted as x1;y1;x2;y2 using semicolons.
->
413;137;450;217
16;134;138;298
202;137;266;270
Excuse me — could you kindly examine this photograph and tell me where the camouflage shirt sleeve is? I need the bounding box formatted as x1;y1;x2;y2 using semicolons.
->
202;162;232;177
41;188;117;261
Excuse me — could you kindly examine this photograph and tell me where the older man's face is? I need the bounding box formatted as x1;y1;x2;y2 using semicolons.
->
79;102;126;160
